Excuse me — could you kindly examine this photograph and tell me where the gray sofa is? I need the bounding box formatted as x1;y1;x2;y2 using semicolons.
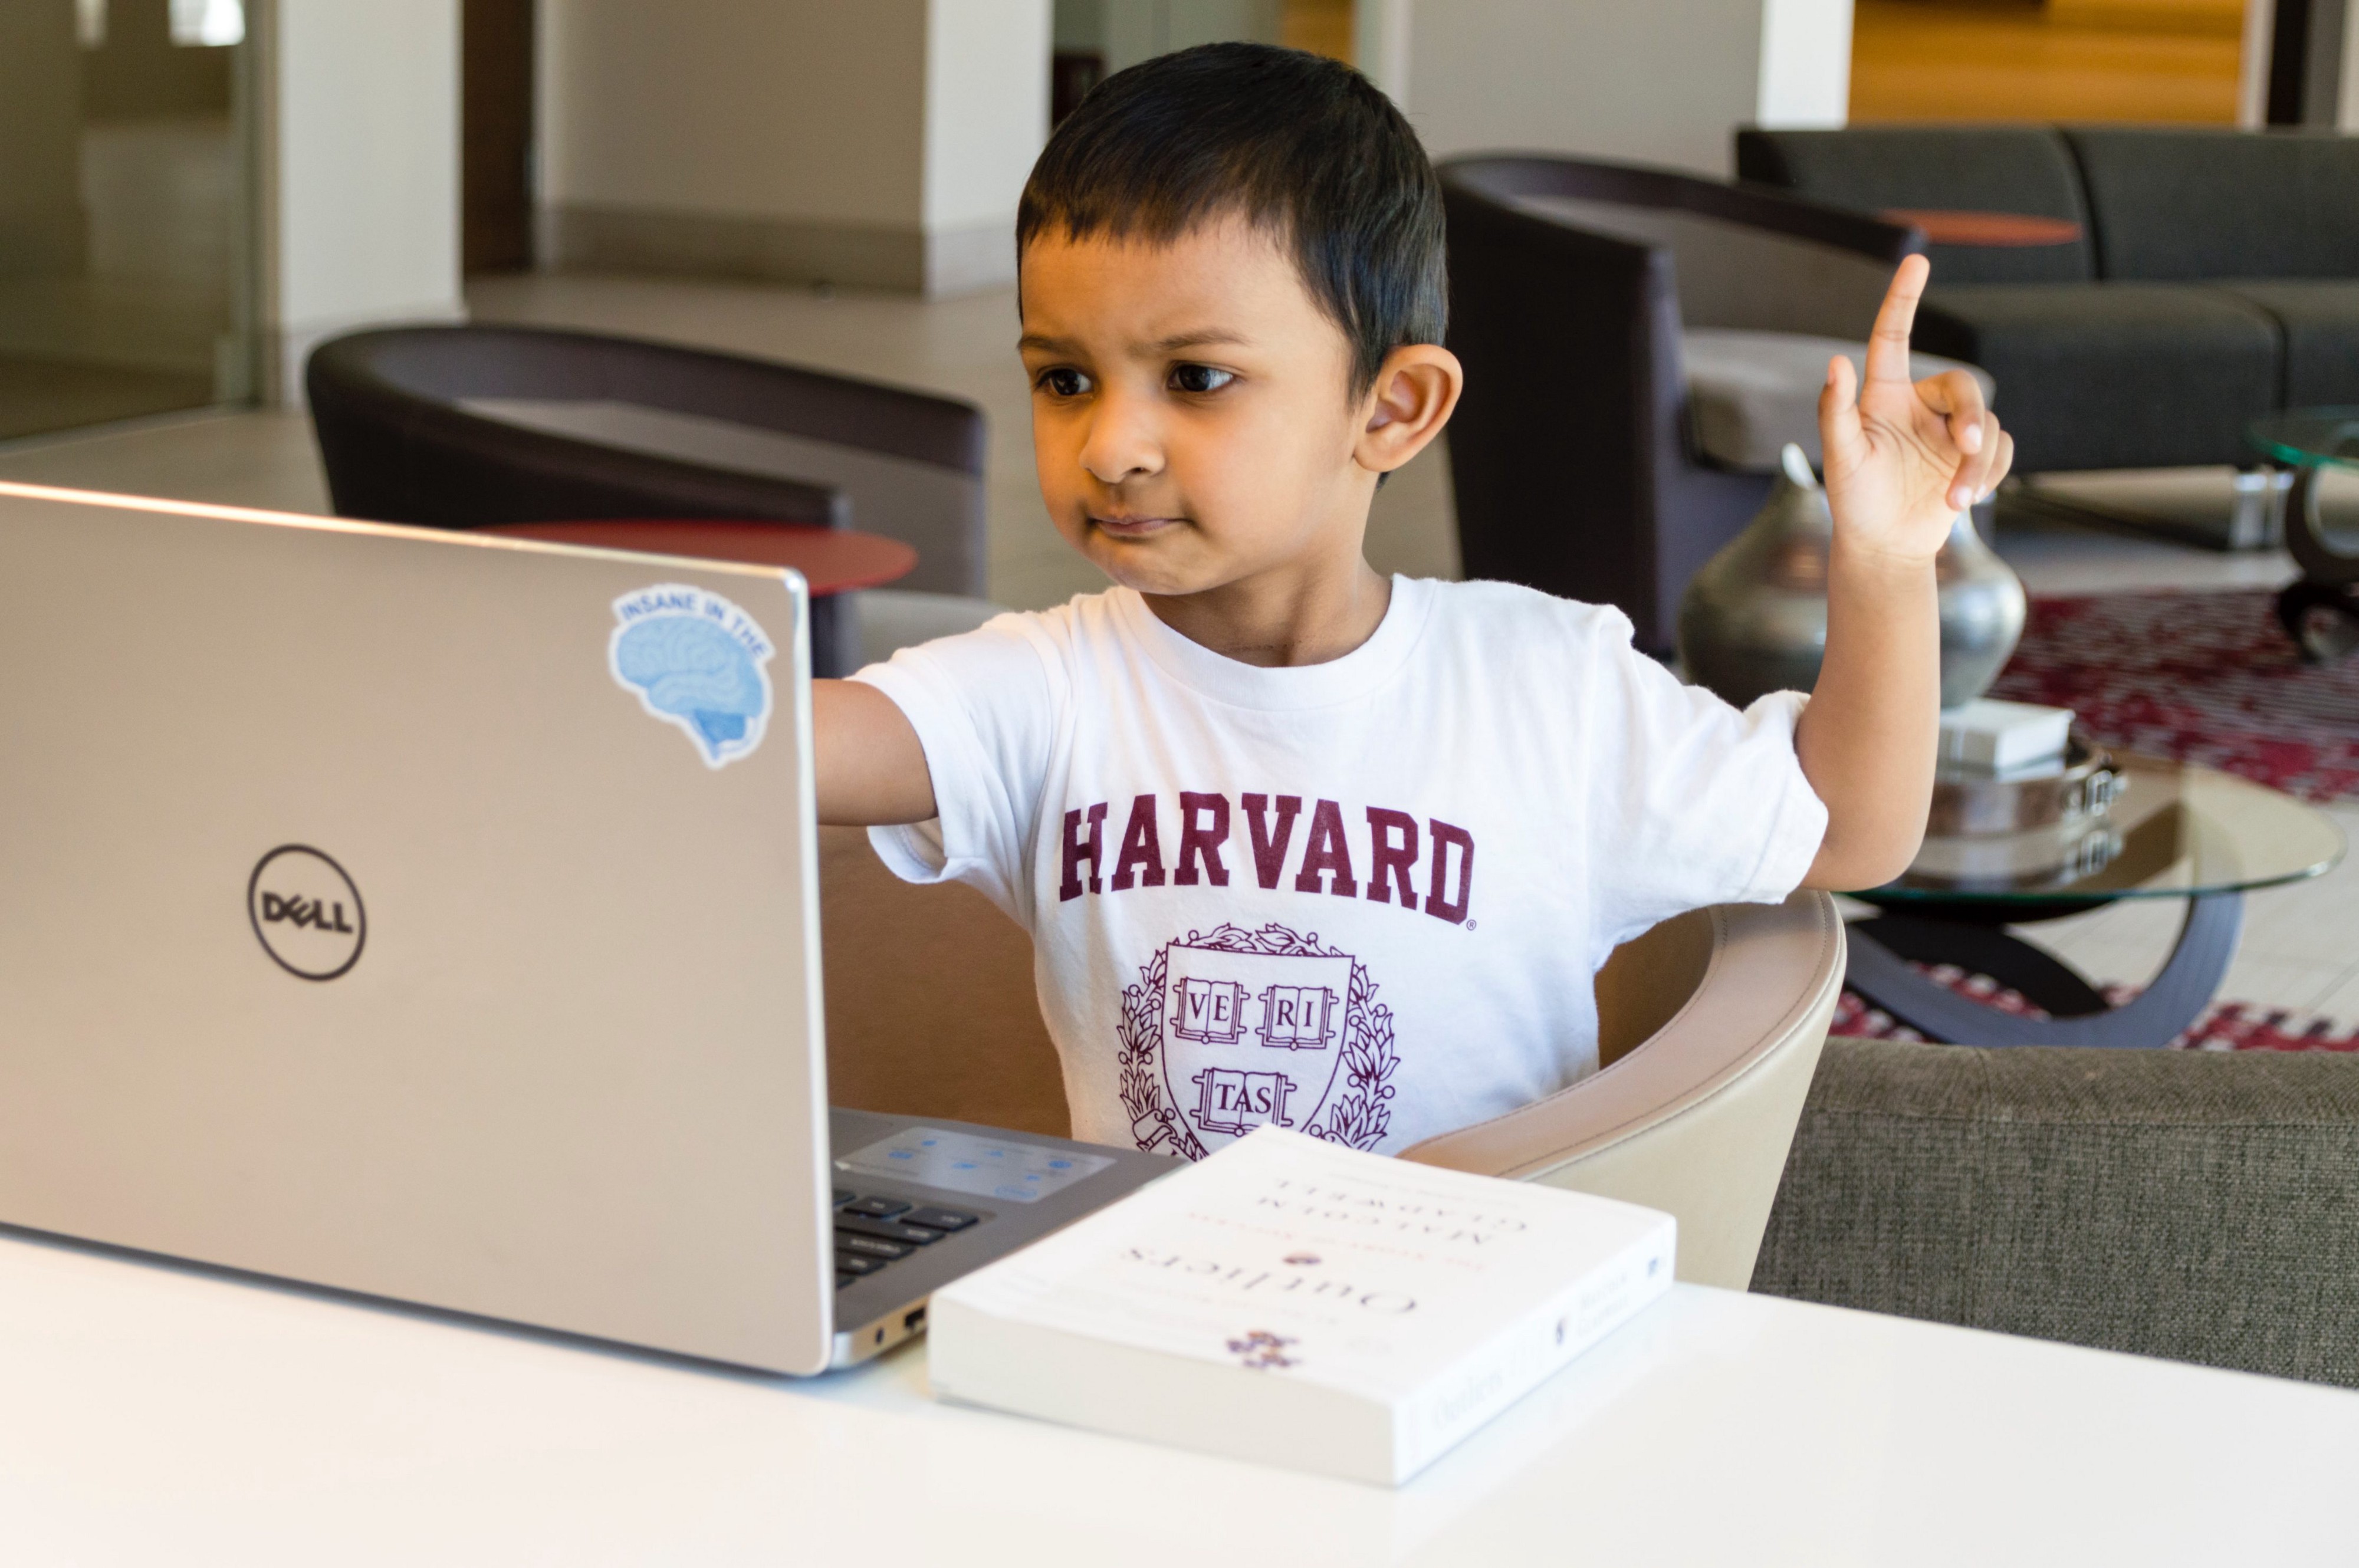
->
1756;1037;2359;1389
1736;126;2359;476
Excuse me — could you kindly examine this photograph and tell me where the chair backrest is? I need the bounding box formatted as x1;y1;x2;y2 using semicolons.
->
1472;159;1911;340
819;826;1068;1137
1736;126;2097;286
306;326;988;596
1401;892;1844;1289
1438;160;1673;635
1758;1036;2359;1386
819;823;1844;1288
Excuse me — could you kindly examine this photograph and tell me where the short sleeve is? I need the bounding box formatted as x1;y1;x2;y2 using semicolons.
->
846;615;1061;924
1583;615;1828;946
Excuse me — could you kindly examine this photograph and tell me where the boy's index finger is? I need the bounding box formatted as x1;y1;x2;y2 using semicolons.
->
1862;254;1931;386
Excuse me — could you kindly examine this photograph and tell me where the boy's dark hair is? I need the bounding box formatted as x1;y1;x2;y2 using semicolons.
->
1017;42;1446;399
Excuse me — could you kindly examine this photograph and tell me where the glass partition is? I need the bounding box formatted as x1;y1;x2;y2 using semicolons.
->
0;0;252;443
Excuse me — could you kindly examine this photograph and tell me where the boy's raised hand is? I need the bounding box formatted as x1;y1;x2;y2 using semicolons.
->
1818;254;2014;561
1794;254;2017;892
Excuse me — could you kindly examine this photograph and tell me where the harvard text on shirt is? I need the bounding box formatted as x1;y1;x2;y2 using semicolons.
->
1060;791;1474;923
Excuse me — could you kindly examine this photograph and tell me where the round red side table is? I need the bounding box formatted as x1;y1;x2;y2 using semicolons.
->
479;520;919;676
1881;209;2084;248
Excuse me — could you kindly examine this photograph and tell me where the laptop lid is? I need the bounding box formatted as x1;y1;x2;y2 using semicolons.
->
0;482;836;1374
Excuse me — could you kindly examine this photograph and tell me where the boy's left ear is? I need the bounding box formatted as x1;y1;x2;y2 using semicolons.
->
1356;344;1464;475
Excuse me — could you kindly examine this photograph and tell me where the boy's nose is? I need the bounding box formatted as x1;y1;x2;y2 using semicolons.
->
1078;397;1164;485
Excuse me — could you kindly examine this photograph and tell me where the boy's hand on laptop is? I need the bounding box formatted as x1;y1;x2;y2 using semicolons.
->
1816;254;2014;564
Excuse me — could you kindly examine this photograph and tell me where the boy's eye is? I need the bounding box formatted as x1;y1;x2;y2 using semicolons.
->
1038;367;1093;397
1168;364;1235;395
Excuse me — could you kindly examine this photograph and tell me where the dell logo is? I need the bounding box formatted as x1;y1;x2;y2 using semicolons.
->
258;892;356;934
248;845;366;981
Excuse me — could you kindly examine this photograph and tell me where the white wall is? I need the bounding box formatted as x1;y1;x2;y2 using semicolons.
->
539;0;1049;295
1757;0;1852;131
924;0;1052;290
2343;0;2359;132
1355;0;1412;103
539;0;928;232
1360;0;1851;175
261;0;464;402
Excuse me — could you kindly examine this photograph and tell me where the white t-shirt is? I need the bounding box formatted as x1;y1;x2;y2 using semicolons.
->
851;576;1826;1161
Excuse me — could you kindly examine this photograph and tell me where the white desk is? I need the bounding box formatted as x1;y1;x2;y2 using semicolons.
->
5;1227;2354;1566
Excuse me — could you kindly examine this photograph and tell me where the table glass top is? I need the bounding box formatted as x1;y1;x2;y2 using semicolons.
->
2249;407;2359;471
1870;753;2345;907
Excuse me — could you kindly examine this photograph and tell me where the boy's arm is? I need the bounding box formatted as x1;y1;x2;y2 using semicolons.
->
1798;255;2015;890
813;678;938;826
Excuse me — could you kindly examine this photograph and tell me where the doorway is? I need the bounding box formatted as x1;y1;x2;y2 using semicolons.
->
464;0;536;275
1052;1;1354;123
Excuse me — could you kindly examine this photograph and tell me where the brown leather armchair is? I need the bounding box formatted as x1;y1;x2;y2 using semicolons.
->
820;827;1844;1291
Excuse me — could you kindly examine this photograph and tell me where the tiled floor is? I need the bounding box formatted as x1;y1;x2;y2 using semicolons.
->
1989;502;2298;597
0;271;2345;1025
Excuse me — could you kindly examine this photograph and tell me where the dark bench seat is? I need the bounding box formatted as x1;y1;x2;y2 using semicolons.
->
1914;282;2281;472
2216;280;2359;406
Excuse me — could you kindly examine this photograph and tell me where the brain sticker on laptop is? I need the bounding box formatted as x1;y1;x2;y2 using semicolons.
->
609;584;776;768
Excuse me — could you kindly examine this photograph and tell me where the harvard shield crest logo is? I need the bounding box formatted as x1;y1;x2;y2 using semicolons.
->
1116;922;1400;1159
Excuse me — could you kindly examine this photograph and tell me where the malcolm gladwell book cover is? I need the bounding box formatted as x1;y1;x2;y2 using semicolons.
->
926;1126;1675;1485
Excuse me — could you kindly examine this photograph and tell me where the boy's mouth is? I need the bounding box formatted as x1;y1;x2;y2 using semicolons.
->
1089;513;1182;540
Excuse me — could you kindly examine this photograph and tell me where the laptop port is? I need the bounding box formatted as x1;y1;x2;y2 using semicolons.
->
903;1305;927;1332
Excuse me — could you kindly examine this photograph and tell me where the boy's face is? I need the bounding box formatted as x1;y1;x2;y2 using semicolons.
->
1018;216;1441;600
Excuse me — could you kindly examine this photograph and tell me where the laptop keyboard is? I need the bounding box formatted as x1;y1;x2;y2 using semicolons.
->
833;1188;980;1289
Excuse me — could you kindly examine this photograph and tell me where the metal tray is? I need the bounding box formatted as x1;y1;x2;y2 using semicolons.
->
1928;735;2125;838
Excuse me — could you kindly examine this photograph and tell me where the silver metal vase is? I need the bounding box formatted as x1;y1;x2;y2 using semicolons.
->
1677;443;2028;710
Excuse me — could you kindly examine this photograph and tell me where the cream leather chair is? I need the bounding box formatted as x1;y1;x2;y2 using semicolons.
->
819;827;1845;1291
1397;895;1844;1288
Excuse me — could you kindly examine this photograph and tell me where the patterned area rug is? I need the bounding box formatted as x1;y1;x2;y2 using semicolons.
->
1984;588;2359;806
1832;969;2359;1052
1864;587;2359;1048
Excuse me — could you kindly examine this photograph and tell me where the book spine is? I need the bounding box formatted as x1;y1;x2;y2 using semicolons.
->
1394;1222;1676;1480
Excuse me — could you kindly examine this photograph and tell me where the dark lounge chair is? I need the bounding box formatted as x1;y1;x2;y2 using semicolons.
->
305;324;992;674
1440;156;1932;652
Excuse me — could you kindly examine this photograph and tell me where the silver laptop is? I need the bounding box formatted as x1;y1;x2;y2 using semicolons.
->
0;482;1170;1374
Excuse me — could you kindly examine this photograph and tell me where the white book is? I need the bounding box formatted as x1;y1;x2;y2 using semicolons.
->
926;1127;1675;1486
1938;698;2075;772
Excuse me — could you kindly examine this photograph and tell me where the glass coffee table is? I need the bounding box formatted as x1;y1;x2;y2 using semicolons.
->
1845;752;2345;1047
2250;408;2359;661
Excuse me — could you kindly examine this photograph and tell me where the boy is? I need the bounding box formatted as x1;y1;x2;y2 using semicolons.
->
814;45;2010;1159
